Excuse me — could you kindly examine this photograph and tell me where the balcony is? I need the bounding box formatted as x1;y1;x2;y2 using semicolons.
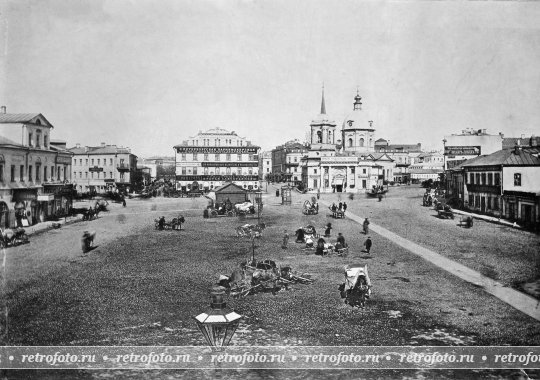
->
117;163;130;172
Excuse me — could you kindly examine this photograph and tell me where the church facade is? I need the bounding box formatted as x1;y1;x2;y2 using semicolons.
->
301;90;395;193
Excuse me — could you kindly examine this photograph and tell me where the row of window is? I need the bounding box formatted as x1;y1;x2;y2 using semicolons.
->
192;139;243;146
180;167;254;175
28;129;49;149
468;172;501;186
468;194;500;211
180;153;255;161
0;164;66;183
73;171;124;180
74;158;124;166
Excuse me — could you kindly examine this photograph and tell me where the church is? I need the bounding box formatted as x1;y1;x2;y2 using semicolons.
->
301;90;395;193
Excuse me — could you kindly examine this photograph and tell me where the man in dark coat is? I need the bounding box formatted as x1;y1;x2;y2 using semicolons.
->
343;202;347;213
364;237;372;254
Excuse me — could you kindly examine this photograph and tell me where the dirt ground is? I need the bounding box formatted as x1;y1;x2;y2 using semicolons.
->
1;186;539;379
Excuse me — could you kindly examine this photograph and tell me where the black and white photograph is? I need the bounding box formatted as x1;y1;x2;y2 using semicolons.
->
0;0;539;379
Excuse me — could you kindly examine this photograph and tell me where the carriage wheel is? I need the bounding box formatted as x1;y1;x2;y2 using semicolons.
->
211;210;218;217
227;211;234;217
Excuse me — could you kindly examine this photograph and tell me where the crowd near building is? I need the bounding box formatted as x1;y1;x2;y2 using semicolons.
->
68;143;138;194
0;108;74;227
173;127;261;192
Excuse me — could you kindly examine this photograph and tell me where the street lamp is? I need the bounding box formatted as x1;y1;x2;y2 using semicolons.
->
193;286;243;349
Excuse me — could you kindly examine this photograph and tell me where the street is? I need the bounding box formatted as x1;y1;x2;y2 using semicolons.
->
2;186;539;379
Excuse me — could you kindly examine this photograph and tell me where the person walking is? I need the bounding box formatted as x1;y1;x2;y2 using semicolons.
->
338;201;343;211
324;222;332;237
281;230;289;249
362;218;370;234
364;236;372;254
343;202;347;213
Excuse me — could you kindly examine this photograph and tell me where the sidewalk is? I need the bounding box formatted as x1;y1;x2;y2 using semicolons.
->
24;215;83;237
451;209;521;229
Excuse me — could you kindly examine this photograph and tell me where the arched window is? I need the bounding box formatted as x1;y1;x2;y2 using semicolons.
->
369;138;372;147
359;138;365;147
348;138;353;147
317;131;322;143
328;130;333;143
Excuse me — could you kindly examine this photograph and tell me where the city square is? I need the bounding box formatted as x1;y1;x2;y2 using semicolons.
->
1;1;540;379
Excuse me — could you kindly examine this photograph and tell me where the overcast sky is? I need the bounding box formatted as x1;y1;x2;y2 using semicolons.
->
1;0;539;157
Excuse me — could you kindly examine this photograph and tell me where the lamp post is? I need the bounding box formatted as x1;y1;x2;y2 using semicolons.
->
193;286;243;349
255;192;262;224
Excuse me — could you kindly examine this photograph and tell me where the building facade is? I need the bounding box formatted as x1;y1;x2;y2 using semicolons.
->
271;140;308;183
443;129;504;170
68;143;138;194
174;127;261;192
447;147;540;230
0;110;73;227
301;90;394;193
259;151;272;181
374;139;422;183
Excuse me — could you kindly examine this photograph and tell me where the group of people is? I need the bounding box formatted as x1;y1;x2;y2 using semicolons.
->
330;202;347;214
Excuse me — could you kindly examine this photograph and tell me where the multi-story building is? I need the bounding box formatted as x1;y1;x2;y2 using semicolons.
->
259;151;272;181
271;140;308;183
139;156;176;181
301;90;394;193
374;139;422;183
0;108;73;227
68;143;138;194
443;129;504;170
174;127;261;192
447;146;540;230
409;151;444;182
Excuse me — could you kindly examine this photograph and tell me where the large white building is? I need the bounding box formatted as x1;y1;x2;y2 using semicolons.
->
174;128;261;192
443;129;504;170
301;90;394;193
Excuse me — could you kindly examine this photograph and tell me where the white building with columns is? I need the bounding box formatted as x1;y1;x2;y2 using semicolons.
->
301;90;394;193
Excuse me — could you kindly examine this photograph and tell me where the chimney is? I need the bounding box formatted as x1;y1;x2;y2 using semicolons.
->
0;106;6;114
101;142;106;147
76;143;81;148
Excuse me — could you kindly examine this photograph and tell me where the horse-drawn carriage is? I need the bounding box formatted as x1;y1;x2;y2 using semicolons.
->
209;200;236;217
295;225;319;247
434;200;455;219
0;227;29;248
302;198;319;215
219;260;313;298
155;215;185;230
339;265;371;308
235;201;256;216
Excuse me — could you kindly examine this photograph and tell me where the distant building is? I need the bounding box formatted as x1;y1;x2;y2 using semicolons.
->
301;89;394;193
271;140;308;183
374;139;422;183
68;143;138;194
0;108;74;227
259;151;272;181
173;127;261;192
443;128;503;170
409;151;444;182
139;156;175;180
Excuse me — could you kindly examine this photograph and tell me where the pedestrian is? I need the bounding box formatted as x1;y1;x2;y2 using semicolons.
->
122;198;126;207
343;202;347;213
362;218;370;234
317;189;320;200
331;203;337;212
281;230;289;249
324;222;332;237
158;216;165;230
339;201;343;211
378;193;383;202
364;236;372;254
337;232;345;247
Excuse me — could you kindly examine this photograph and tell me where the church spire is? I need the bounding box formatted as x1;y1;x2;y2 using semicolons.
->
353;87;362;111
320;83;326;115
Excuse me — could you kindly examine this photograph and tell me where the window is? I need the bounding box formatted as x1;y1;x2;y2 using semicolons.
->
97;159;100;165
58;167;61;180
348;138;353;147
28;132;33;146
226;154;231;161
488;173;493;185
494;197;499;211
215;154;220;161
110;158;113;165
317;131;322;143
91;159;94;165
237;154;242;161
182;167;186;175
226;167;231;175
487;196;492;210
363;168;367;174
85;172;88;179
514;173;521;186
85;159;88;165
79;159;82;165
44;166;48;181
351;167;355;174
475;173;480;184
204;154;209;161
20;165;24;181
181;153;186;161
110;172;113;178
475;195;480;208
36;164;41;181
468;194;474;207
481;173;486;185
359;138;364;147
10;165;15;182
79;172;82;178
193;167;198;175
29;166;33;182
193;153;197;161
314;169;317;174
44;134;48;148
